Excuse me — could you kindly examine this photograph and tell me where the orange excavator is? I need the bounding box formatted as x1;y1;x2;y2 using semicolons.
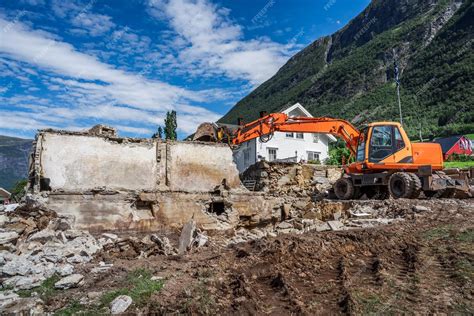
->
210;112;470;200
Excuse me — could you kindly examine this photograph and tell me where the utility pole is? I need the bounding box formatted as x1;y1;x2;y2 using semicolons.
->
394;60;403;126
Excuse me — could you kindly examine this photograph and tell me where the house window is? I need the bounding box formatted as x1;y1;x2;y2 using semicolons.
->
296;133;304;139
286;132;294;138
313;134;319;143
268;148;277;162
307;151;320;162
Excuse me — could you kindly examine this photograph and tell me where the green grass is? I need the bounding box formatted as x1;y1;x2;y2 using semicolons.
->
352;292;387;314
422;226;453;240
54;268;164;315
444;161;474;169
457;228;474;243
54;301;101;316
465;134;474;140
17;275;61;301
101;268;164;306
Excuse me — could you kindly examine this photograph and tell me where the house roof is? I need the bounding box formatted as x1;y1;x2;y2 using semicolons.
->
0;187;11;199
279;102;313;117
433;135;463;153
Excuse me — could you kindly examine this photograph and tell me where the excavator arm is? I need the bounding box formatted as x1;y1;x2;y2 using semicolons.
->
231;113;361;155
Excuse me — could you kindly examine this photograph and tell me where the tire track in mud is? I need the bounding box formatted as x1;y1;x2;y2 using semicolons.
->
217;214;474;315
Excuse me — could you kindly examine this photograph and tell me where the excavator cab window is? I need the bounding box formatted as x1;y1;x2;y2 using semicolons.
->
369;125;405;162
356;129;367;162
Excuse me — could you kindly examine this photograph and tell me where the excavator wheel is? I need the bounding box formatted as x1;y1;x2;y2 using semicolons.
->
389;172;416;199
364;186;390;200
334;177;356;200
408;173;422;199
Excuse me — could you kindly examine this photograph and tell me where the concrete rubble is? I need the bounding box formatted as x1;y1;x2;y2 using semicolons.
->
110;295;133;314
54;273;84;289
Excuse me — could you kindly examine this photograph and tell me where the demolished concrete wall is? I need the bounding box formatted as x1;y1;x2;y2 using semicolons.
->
39;133;158;191
35;132;242;193
29;128;281;232
167;142;241;192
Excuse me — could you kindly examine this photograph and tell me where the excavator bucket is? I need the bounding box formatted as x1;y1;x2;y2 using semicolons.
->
193;122;218;142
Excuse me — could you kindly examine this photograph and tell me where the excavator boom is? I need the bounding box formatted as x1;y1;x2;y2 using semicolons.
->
232;113;361;155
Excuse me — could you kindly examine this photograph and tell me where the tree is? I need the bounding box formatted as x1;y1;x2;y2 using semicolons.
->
325;141;354;165
152;126;163;139
10;179;28;202
164;110;177;140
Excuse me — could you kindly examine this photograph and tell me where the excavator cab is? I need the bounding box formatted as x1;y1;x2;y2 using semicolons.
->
355;123;410;165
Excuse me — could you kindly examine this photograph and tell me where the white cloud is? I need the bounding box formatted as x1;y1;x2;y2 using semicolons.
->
0;16;222;135
147;0;295;85
71;12;115;36
51;0;115;36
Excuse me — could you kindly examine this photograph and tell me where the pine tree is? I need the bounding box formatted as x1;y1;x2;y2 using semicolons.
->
164;110;177;140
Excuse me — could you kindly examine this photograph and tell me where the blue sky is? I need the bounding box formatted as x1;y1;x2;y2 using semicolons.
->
0;0;370;139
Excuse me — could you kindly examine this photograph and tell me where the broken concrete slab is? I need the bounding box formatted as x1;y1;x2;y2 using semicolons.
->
3;204;18;213
0;291;19;309
28;229;57;243
110;295;133;314
102;233;118;240
178;220;196;254
0;296;44;315
0;231;18;245
1;256;32;276
413;205;430;213
193;232;208;248
91;262;113;274
55;274;84;289
276;222;293;230
3;274;45;290
56;263;74;276
0;215;9;227
327;221;344;231
315;222;331;232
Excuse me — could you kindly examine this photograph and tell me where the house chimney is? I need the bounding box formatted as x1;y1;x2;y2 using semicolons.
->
259;111;267;118
237;117;244;126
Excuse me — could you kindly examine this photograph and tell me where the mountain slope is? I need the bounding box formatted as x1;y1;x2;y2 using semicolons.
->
220;0;473;138
0;136;33;191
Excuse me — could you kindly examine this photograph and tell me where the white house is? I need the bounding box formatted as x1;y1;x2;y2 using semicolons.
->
230;103;337;173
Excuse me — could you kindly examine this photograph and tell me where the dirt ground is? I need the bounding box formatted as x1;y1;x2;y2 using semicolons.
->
47;198;473;315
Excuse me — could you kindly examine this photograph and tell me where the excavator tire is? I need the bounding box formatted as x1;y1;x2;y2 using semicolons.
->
408;173;422;199
389;172;416;199
334;177;356;200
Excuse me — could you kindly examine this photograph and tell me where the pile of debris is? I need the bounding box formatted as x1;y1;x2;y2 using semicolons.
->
241;161;341;197
0;196;103;313
0;198;101;291
0;196;210;314
227;198;471;244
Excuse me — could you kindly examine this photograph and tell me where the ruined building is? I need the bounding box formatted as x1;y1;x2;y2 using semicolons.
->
28;126;283;232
